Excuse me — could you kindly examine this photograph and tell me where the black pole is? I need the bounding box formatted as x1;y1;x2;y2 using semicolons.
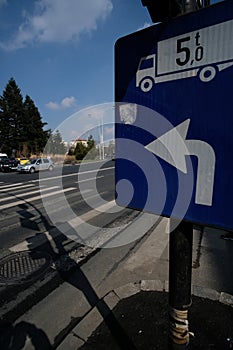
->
169;221;193;348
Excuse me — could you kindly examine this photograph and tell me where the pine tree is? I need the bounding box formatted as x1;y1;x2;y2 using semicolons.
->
86;135;98;160
44;130;66;156
0;77;24;155
74;142;87;161
23;95;49;155
52;130;67;155
0;78;49;156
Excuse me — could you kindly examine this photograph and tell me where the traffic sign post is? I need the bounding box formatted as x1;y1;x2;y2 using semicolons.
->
169;221;193;348
115;0;233;347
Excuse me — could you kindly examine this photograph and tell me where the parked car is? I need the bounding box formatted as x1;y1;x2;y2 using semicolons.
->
0;153;9;171
16;157;30;165
1;157;19;172
17;158;54;173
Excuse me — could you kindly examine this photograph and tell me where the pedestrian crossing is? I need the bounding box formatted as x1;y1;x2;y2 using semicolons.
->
0;180;167;257
0;182;77;210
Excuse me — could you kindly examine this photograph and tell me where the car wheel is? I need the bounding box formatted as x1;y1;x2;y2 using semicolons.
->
29;167;35;174
48;165;54;171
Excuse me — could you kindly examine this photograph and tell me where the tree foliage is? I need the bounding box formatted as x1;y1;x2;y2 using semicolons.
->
86;135;98;160
74;135;98;161
0;77;49;156
74;142;87;160
44;130;67;155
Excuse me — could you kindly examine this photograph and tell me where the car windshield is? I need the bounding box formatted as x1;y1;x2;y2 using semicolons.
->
29;159;37;164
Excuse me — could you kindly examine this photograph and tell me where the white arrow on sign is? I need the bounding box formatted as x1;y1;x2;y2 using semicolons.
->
145;119;216;206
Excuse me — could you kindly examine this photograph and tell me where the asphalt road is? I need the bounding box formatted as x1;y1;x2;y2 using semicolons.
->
0;161;116;251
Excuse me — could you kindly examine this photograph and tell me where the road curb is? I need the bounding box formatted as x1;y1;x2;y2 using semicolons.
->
56;280;233;350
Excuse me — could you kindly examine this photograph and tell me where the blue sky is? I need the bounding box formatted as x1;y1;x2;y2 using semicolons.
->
0;0;222;140
0;0;152;135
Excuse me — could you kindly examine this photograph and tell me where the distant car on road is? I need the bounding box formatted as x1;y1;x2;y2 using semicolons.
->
17;157;30;165
1;157;19;172
17;158;54;173
0;153;9;171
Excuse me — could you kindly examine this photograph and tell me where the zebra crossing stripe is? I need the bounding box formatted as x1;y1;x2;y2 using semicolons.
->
0;187;76;210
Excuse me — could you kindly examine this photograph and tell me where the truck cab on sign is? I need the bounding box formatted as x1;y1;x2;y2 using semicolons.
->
136;19;233;92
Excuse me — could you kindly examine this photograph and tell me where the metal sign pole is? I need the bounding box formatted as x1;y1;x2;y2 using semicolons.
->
168;221;193;348
168;2;196;348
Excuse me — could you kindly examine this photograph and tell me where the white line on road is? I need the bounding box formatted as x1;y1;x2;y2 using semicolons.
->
75;175;104;184
0;183;35;193
0;186;59;203
0;187;76;210
0;182;24;189
32;166;114;183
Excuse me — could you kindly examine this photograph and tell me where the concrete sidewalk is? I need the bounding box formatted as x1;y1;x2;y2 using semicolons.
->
57;280;233;349
55;223;233;350
1;219;233;349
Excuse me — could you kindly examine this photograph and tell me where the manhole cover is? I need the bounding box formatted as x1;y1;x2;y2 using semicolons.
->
0;251;52;285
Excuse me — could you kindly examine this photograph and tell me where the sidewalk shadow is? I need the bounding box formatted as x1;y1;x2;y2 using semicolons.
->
0;321;51;350
32;223;137;350
14;198;137;349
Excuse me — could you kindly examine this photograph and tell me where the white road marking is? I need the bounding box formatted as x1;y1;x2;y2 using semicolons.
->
0;187;76;210
0;186;59;202
32;166;114;183
0;184;35;193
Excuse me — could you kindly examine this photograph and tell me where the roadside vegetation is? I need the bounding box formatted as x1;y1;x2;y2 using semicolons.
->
0;77;50;157
0;77;100;163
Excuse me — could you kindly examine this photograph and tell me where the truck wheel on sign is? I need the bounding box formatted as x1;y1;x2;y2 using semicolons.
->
140;77;153;92
199;66;217;82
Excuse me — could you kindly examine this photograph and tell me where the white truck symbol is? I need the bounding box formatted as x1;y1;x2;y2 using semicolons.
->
136;19;233;92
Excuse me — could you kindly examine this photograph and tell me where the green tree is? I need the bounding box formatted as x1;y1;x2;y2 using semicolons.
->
74;142;87;161
0;77;24;155
86;135;98;160
23;95;49;155
44;130;66;155
52;130;67;155
0;77;49;156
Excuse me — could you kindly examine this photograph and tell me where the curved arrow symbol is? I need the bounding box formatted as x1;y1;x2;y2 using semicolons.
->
145;119;216;206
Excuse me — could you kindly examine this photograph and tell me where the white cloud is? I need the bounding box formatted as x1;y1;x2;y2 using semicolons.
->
46;96;77;110
45;101;60;110
1;0;113;50
61;96;76;108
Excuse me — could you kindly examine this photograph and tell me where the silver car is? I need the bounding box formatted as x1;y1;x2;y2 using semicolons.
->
17;158;54;173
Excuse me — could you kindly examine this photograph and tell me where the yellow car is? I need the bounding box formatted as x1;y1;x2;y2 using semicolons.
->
17;158;30;165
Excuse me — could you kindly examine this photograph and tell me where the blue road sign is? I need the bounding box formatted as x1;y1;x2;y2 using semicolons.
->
115;0;233;231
